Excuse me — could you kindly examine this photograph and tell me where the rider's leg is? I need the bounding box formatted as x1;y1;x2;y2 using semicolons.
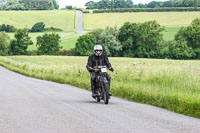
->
106;73;112;96
91;72;97;97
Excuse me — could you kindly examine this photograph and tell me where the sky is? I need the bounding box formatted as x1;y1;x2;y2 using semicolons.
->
57;0;169;8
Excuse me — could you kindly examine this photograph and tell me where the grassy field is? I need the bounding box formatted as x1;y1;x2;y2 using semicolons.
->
83;12;200;30
60;37;78;50
163;27;180;40
0;10;76;31
0;56;200;118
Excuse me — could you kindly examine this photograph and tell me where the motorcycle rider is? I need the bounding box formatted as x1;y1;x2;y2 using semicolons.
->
86;45;114;97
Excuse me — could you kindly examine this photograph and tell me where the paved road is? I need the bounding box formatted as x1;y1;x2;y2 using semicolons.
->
62;10;87;40
0;66;200;133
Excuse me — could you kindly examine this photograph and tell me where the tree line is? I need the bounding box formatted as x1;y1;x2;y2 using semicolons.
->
75;18;200;60
85;0;133;9
0;0;59;10
85;0;199;9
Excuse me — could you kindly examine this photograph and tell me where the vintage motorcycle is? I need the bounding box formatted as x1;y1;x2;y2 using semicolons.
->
93;65;111;104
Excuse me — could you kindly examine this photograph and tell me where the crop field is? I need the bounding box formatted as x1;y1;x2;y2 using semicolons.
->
83;12;200;30
0;10;76;31
0;56;200;118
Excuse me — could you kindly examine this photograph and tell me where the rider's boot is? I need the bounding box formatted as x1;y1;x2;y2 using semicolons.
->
91;81;98;97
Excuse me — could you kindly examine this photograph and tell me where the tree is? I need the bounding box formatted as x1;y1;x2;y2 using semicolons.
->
147;1;160;8
126;0;133;8
75;34;96;56
194;0;198;9
0;32;10;55
52;0;59;9
85;1;95;9
10;29;33;55
118;21;164;58
89;28;104;42
135;21;165;58
98;27;122;57
36;33;61;55
66;5;72;10
118;22;138;57
3;0;25;10
30;22;45;32
175;18;200;49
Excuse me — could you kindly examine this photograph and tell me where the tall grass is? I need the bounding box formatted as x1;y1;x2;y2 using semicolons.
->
0;56;200;118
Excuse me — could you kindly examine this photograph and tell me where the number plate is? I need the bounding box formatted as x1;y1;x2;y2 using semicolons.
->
101;68;107;72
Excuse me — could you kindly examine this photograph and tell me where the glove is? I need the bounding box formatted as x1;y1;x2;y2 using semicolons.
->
109;67;114;72
94;69;100;72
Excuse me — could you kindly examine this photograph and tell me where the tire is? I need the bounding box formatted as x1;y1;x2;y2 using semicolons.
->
104;93;109;104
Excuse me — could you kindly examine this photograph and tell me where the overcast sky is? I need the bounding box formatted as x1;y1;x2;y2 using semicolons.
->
57;0;169;8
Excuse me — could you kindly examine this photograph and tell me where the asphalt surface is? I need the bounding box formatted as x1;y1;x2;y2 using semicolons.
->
62;10;87;40
0;66;200;133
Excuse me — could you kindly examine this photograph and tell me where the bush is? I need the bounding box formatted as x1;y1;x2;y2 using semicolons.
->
168;40;195;59
93;7;200;13
30;22;45;32
0;32;10;56
0;24;16;32
45;27;63;32
75;34;96;56
36;33;61;55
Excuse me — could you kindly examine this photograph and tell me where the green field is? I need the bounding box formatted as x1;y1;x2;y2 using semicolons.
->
163;27;180;40
0;10;76;31
60;37;78;50
83;12;200;30
0;56;200;118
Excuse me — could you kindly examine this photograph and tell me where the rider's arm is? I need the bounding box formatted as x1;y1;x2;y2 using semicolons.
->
104;54;112;69
86;56;94;72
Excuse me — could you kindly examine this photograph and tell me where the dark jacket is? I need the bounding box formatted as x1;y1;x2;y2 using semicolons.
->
86;54;112;72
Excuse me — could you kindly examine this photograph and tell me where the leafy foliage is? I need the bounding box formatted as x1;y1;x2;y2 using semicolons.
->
98;27;122;56
10;29;33;55
0;24;16;32
85;0;133;9
36;33;61;55
1;0;59;10
75;34;96;56
118;21;164;58
118;22;138;57
0;32;10;55
30;22;45;32
66;5;72;10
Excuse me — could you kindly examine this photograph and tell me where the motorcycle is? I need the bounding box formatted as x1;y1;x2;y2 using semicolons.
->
93;65;111;104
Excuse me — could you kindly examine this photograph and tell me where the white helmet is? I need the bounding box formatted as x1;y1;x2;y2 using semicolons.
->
94;45;103;56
